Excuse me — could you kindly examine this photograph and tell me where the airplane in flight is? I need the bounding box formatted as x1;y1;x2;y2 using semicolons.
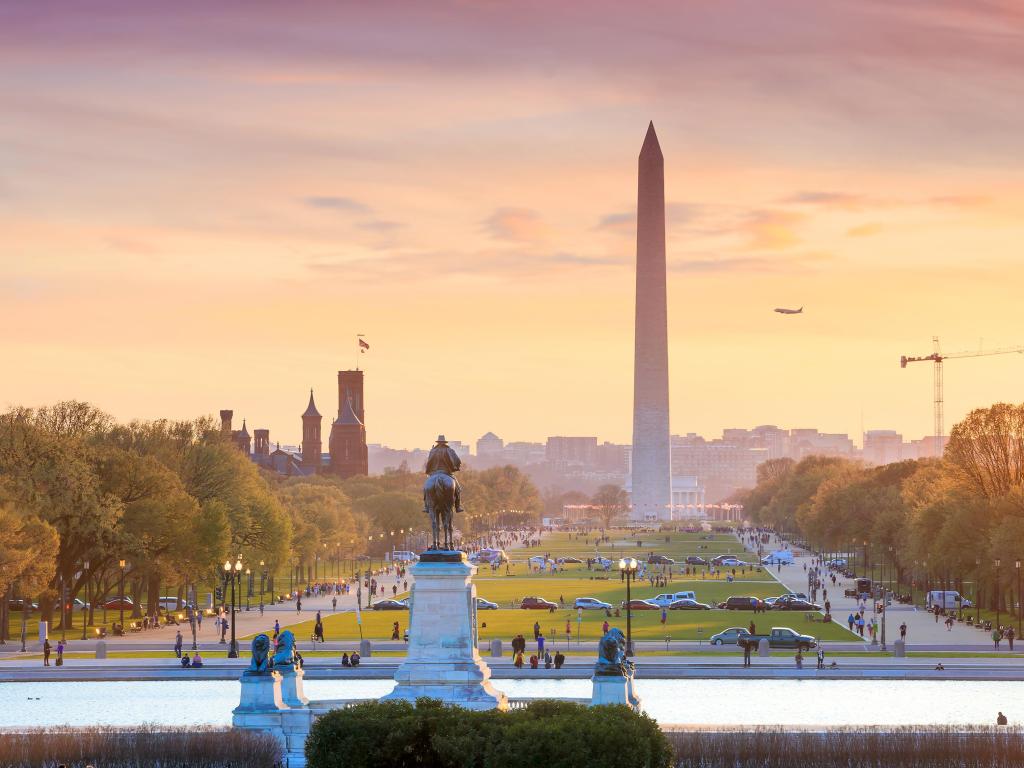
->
774;306;803;314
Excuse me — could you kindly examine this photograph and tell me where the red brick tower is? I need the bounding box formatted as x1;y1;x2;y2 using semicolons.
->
337;370;364;424
329;390;368;478
301;389;323;471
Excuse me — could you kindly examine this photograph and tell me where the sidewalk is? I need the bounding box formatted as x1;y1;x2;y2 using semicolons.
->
745;533;1010;649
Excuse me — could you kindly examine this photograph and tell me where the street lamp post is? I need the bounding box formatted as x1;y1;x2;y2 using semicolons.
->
226;558;242;658
81;560;90;640
1016;560;1022;637
619;557;638;657
995;559;1002;631
975;558;982;623
118;559;126;632
245;568;251;611
259;560;266;610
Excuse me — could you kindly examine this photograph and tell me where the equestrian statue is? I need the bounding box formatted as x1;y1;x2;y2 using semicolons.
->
423;434;464;551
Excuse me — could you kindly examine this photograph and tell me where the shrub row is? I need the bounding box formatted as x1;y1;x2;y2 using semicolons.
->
305;699;674;768
666;726;1024;768
0;725;282;768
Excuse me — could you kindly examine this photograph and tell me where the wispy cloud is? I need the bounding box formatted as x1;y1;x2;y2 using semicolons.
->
740;210;804;250
356;219;403;233
781;191;868;210
847;223;883;237
482;207;546;243
671;251;831;274
301;196;369;213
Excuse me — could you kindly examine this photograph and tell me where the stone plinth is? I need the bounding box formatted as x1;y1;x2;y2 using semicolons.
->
382;552;508;710
278;665;309;708
234;670;285;714
591;674;642;711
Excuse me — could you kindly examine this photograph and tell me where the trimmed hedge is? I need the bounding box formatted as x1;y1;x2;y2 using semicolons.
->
666;726;1024;768
305;699;673;768
0;725;282;768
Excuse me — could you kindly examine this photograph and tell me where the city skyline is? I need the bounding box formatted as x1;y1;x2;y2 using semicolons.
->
4;2;1024;449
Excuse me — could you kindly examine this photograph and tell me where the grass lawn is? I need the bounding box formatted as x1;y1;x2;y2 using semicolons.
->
234;531;855;644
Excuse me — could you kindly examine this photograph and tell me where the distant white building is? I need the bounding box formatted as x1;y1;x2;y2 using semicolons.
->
624;475;705;521
476;431;504;456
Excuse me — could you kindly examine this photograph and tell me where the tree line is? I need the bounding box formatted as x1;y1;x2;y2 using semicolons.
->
0;401;541;629
736;402;1024;614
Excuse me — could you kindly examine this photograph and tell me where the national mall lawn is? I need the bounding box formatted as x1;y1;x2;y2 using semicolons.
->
254;530;857;645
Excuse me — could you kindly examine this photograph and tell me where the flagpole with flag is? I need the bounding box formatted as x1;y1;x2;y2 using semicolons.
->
356;334;369;370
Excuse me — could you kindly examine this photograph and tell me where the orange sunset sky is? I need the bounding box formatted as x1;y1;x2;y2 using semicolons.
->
2;1;1023;449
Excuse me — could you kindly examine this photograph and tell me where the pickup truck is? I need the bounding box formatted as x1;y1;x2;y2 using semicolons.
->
737;627;817;651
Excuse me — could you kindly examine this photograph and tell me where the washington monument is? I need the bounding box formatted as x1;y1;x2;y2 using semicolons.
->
630;122;672;521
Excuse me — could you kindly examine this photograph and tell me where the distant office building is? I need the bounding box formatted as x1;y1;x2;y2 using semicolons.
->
594;442;630;475
476;432;504;457
504;441;546;466
671;434;766;503
787;429;855;459
546;436;598;467
863;430;902;466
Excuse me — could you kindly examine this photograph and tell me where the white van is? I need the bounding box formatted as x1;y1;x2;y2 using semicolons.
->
926;590;971;610
388;551;418;563
651;591;697;608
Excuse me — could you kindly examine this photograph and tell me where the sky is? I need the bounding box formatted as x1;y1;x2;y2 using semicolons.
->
2;1;1024;449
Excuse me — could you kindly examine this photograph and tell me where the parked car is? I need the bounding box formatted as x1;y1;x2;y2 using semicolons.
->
826;558;848;568
372;599;409;611
761;550;794;565
7;599;38;611
772;598;821;611
763;597;780;608
101;596;135;610
647;554;675;565
718;557;748;567
738;627;817;651
650;591;697;608
557;556;583;564
621;599;660;611
520;597;558;610
157;597;194;612
717;596;764;611
574;597;612;610
668;598;711;610
710;627;751;645
472;548;507;564
781;592;809;601
685;556;708;566
475;597;499;610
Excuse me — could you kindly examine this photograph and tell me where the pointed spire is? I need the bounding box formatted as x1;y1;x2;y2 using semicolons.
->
639;120;662;161
302;388;322;418
239;419;250;437
337;391;363;426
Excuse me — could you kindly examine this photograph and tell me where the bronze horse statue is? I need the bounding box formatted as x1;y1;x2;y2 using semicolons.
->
424;471;457;550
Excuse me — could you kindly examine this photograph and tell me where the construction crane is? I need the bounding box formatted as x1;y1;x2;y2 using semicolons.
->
900;336;1024;443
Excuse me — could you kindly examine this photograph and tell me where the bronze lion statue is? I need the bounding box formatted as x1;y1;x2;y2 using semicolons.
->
248;633;271;674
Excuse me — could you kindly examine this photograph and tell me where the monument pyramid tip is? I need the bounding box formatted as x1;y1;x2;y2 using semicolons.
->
640;121;662;157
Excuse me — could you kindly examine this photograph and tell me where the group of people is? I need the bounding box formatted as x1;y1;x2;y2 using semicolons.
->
41;639;64;667
513;649;565;669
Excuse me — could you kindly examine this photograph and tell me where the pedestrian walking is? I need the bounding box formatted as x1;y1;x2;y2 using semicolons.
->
993;628;1002;650
332;596;337;612
795;649;803;669
602;620;609;635
899;622;907;641
847;613;855;632
1007;627;1015;651
817;646;825;669
43;639;51;667
660;608;667;625
296;596;302;613
743;640;752;667
174;631;183;658
56;640;65;666
533;621;540;641
273;619;280;639
537;633;545;654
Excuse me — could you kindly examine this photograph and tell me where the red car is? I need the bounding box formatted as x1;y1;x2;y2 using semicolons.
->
520;597;557;610
101;596;135;610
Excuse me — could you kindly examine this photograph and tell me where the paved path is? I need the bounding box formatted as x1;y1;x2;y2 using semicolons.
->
743;532;1013;649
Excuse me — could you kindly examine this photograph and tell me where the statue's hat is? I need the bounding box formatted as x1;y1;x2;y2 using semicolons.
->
436;434;447;443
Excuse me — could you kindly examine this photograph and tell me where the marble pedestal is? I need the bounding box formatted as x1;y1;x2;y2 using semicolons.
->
382;552;508;710
234;670;285;714
278;665;309;708
591;674;642;711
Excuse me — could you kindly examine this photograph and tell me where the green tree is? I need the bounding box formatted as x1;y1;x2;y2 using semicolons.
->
591;484;629;529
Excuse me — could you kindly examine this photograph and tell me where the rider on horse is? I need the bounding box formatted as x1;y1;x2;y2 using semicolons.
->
424;435;465;514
